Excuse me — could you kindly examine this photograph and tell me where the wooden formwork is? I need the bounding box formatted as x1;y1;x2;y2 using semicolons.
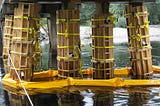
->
10;3;40;81
3;15;13;73
125;5;153;77
10;68;33;81
91;14;114;79
3;15;13;56
93;62;114;79
125;5;150;48
129;48;152;76
57;10;81;79
14;3;40;17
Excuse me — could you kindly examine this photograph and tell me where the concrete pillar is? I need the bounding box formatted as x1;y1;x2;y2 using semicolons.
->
96;1;110;14
47;12;57;69
44;5;61;69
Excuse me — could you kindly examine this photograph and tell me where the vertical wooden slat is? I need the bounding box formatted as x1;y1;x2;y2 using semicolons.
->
3;15;14;74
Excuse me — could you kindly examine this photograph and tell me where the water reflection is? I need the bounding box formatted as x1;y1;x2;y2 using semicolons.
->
58;93;82;106
94;92;113;106
80;89;94;106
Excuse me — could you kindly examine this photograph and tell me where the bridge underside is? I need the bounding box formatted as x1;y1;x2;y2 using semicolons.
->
6;0;156;4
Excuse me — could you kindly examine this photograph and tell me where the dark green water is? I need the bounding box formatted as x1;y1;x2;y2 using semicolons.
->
1;41;160;106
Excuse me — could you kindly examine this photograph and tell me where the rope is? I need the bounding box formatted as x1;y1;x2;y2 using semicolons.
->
8;54;34;106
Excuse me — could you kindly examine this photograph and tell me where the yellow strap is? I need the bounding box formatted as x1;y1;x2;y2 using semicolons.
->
140;21;150;31
130;33;141;41
13;27;29;30
135;11;148;18
129;34;149;41
109;15;116;24
93;68;112;70
10;51;28;55
3;37;12;40
124;13;132;17
129;46;150;49
5;19;13;21
92;36;113;38
14;16;39;21
131;57;151;61
13;27;37;35
57;45;78;49
92;46;114;49
3;46;9;49
57;18;80;22
91;19;106;21
92;15;116;24
92;58;114;61
4;33;12;36
125;11;148;17
58;68;80;72
127;23;135;28
57;56;79;60
57;32;79;36
12;37;36;41
14;16;28;19
4;26;12;28
10;67;31;70
127;22;149;30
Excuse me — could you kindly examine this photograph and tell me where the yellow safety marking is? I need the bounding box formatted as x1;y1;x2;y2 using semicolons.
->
92;36;113;38
92;46;114;49
57;32;79;36
92;58;114;61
